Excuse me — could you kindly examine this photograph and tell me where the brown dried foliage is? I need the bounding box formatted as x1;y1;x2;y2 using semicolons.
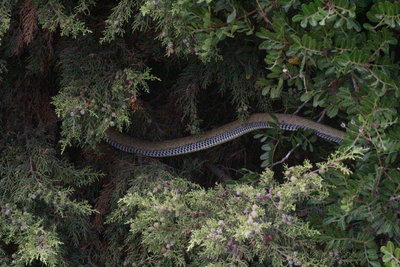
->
94;179;114;232
11;0;38;56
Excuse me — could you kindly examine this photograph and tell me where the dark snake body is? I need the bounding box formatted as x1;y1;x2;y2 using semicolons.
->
106;118;344;157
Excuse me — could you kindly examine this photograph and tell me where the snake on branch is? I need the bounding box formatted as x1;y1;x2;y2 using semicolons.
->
105;113;346;157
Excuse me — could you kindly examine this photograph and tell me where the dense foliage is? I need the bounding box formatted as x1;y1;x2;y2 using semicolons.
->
0;0;399;266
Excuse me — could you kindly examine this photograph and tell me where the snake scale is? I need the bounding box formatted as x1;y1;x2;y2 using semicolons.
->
105;113;346;157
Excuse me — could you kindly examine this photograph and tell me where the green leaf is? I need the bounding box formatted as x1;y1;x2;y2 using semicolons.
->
387;242;395;253
382;254;392;262
369;261;382;267
300;18;308;28
261;144;271;151
292;14;304;22
254;134;263;139
262;86;271;96
395;248;400;259
227;9;237;23
367;248;379;260
261;159;270;168
260;152;269;160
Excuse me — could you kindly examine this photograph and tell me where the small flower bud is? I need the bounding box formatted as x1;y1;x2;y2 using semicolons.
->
250;210;258;218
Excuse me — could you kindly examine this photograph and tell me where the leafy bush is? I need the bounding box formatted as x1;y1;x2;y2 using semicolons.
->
107;148;364;266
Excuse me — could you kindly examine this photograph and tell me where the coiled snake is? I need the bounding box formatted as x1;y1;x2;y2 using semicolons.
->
105;113;346;157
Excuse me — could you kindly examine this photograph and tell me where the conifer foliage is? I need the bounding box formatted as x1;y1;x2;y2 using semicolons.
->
0;0;399;266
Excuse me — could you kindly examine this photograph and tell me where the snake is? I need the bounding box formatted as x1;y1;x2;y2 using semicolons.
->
105;113;346;157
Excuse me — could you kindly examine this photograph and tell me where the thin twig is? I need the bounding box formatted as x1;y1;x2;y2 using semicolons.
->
256;0;272;26
294;100;309;115
317;109;326;123
267;143;300;168
29;156;34;172
389;195;400;201
351;73;359;92
211;9;257;28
